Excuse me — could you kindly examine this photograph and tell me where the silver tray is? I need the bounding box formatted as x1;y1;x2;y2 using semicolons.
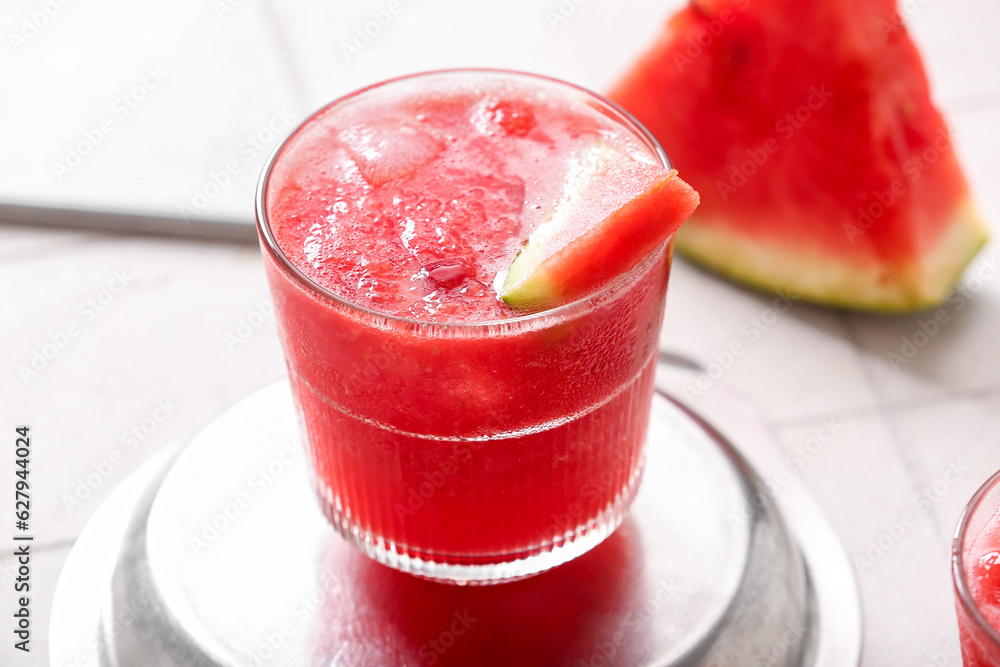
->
49;367;861;666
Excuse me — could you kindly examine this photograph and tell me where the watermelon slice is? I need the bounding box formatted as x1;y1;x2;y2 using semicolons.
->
500;142;699;312
609;0;989;311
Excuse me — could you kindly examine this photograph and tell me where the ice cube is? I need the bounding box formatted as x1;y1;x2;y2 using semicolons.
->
338;123;443;186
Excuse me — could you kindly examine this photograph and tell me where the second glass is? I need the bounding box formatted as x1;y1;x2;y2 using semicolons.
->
955;469;1000;665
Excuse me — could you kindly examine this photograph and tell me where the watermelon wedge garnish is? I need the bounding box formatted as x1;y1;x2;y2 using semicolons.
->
500;142;699;312
609;0;989;312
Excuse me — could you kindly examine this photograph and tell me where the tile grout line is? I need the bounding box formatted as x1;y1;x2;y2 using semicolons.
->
835;313;951;552
771;382;1000;430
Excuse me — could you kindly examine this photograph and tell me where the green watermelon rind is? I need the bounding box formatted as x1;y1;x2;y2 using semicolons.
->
501;143;698;312
676;198;989;312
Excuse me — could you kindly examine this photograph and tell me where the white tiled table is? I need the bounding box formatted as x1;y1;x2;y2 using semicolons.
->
1;1;998;665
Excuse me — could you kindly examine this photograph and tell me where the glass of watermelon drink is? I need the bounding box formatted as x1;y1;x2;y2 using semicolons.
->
954;470;1000;665
256;70;678;585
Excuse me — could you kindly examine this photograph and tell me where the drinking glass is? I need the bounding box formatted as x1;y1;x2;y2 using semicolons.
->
256;70;673;584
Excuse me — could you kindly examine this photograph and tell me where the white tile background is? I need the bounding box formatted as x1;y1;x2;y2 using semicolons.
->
0;0;997;665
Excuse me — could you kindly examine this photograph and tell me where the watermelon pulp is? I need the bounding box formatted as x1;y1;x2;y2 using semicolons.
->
259;71;674;580
610;0;988;311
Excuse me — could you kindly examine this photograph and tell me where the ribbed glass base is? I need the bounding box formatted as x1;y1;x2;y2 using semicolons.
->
315;460;643;585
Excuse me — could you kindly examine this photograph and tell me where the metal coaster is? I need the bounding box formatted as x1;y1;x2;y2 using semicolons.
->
50;372;861;666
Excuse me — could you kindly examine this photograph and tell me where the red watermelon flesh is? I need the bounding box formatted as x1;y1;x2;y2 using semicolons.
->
501;141;700;312
610;0;988;311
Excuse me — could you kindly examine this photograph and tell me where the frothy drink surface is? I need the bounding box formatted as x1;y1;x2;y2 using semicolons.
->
266;77;653;322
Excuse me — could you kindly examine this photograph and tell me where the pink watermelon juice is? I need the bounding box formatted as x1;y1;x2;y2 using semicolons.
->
256;71;672;583
955;471;1000;665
